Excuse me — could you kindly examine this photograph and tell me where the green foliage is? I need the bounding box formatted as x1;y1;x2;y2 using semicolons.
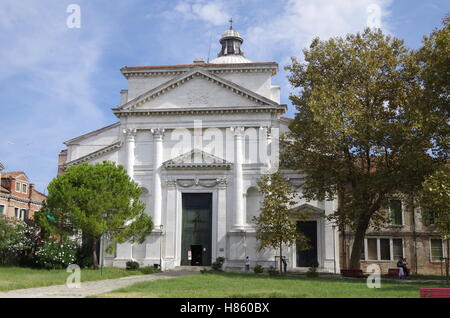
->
44;161;154;268
268;266;279;276
0;216;35;265
253;172;309;272
253;264;264;273
126;261;140;270
35;239;77;269
420;166;450;239
139;266;161;275
284;26;444;269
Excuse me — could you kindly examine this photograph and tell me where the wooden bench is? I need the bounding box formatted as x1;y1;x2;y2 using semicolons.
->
420;288;450;298
387;268;400;276
341;269;367;278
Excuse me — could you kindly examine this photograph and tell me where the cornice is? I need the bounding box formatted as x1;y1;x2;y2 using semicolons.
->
64;141;122;167
121;62;278;78
113;105;286;118
0;194;45;206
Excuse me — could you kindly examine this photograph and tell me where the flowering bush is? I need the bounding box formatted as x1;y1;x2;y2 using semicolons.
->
0;216;34;265
35;240;77;269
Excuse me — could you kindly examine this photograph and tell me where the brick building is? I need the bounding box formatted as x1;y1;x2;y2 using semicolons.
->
0;166;47;220
340;194;448;276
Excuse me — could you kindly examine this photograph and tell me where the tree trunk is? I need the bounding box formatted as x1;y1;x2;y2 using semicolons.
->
279;241;283;273
92;237;99;270
349;221;370;269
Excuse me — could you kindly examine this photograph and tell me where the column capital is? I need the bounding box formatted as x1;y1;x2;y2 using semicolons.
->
151;128;165;140
166;178;177;189
230;126;245;137
217;177;228;189
123;128;137;140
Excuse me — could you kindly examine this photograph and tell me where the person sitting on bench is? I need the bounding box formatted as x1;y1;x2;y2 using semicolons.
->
397;257;405;278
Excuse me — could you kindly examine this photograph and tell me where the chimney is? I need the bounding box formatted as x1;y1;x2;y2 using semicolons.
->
193;58;205;64
58;149;68;175
120;89;128;105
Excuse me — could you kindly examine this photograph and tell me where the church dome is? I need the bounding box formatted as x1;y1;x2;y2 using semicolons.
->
209;21;251;64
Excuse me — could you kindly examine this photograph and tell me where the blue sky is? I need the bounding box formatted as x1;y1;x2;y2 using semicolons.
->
0;0;448;193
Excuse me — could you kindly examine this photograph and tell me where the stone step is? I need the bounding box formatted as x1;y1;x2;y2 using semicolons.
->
169;266;211;272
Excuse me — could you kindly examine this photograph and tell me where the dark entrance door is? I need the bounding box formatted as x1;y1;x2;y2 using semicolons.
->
297;221;318;267
181;193;212;266
191;245;203;266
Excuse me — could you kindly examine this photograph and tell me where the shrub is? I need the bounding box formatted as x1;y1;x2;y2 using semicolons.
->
0;216;34;265
35;240;77;269
211;257;225;271
268;266;279;276
306;260;319;277
254;264;264;273
126;261;140;270
140;266;160;275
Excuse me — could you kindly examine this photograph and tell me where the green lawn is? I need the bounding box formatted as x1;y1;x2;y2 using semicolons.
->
0;267;146;292
97;271;444;298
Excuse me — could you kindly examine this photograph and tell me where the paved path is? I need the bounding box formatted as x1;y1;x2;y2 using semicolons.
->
0;270;198;298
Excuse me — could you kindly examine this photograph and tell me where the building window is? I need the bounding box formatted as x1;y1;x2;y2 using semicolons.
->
367;238;378;260
15;182;21;192
390;199;403;225
380;238;391;260
393;239;404;259
363;238;403;261
15;207;19;219
20;209;28;220
0;205;4;215
430;239;443;262
22;184;27;194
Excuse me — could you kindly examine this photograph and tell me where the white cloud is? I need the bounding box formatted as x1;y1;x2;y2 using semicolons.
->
244;0;393;63
172;0;231;26
0;0;109;191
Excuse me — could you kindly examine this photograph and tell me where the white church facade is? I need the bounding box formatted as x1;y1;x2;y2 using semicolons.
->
60;27;340;273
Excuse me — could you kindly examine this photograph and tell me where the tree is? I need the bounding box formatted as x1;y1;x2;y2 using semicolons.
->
44;161;153;269
284;28;437;269
253;172;308;273
420;166;450;283
415;16;449;161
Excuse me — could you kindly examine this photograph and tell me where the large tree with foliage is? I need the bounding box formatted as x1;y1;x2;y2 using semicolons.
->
43;161;153;268
253;172;308;273
284;28;439;269
420;166;450;283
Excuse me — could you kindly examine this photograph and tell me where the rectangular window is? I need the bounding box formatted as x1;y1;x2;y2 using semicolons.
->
15;207;19;219
380;238;391;260
15;182;21;192
0;205;4;215
367;238;378;260
22;184;27;194
20;209;28;220
390;199;403;225
393;239;403;259
431;239;443;262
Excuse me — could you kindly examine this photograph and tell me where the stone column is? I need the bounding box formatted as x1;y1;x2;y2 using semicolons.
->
217;177;228;258
114;128;137;267
231;126;245;229
123;128;137;178
151;128;165;229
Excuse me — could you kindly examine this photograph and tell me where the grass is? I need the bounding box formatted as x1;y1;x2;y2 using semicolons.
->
0;266;153;292
97;271;445;298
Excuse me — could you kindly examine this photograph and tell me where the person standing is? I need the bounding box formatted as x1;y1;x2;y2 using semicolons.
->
397;257;405;278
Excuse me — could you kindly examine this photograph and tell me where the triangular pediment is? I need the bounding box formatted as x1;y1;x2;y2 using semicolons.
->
163;148;231;169
291;204;325;217
116;69;279;112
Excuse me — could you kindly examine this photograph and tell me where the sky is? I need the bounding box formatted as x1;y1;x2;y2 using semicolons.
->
0;0;448;193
